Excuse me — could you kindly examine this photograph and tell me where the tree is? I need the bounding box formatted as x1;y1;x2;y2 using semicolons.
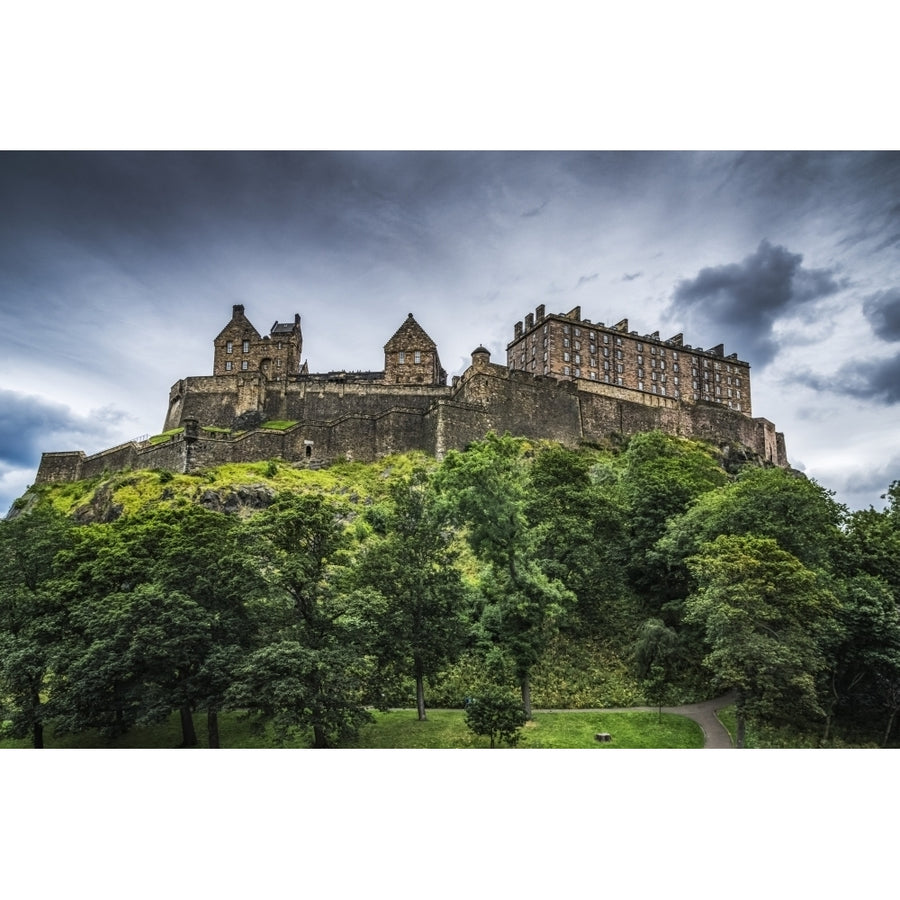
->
229;494;373;747
834;505;900;596
633;618;680;719
652;466;845;617
618;431;728;601
52;582;213;742
818;574;900;744
525;445;631;635
51;505;260;747
464;687;527;748
354;469;470;720
685;535;837;747
144;505;262;747
435;434;575;718
0;508;73;748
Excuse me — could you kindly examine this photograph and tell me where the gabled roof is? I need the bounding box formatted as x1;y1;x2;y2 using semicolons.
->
215;305;261;342
383;313;437;350
270;323;296;335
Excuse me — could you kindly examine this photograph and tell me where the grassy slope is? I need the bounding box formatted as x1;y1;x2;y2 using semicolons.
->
25;451;440;519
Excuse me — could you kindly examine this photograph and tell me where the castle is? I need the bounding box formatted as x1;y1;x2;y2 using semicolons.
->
36;304;788;484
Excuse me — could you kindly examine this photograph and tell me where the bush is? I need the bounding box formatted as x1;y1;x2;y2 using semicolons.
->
464;687;527;748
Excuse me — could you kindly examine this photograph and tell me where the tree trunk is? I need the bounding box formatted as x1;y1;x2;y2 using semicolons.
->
207;709;220;749
414;656;427;721
313;723;328;748
521;675;532;720
883;706;898;748
31;690;43;748
179;705;198;747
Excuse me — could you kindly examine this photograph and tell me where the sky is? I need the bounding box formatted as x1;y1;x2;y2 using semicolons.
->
1;150;899;515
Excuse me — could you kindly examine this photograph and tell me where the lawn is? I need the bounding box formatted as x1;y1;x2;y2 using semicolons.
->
348;709;704;748
1;708;704;749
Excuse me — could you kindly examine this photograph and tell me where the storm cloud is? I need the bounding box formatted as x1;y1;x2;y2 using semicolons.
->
863;288;900;342
798;352;900;406
667;240;844;366
0;389;128;468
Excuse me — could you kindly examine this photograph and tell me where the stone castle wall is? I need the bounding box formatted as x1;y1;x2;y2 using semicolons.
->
38;350;789;485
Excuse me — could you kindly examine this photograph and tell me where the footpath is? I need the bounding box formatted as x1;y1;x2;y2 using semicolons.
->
540;692;736;748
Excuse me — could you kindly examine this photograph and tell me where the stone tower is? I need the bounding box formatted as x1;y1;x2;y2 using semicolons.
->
382;313;446;385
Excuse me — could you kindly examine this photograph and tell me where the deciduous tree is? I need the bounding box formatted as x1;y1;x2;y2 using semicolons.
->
685;535;836;747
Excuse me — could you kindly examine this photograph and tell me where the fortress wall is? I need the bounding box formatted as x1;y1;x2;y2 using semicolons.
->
36;451;85;483
452;368;582;444
78;443;140;479
374;409;430;457
317;417;378;461
281;380;448;422
164;375;259;431
429;401;511;455
137;439;189;473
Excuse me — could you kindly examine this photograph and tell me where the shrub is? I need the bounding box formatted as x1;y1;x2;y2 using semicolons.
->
464;687;527;748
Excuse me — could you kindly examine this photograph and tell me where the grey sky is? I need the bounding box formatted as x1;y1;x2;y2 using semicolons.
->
2;151;899;514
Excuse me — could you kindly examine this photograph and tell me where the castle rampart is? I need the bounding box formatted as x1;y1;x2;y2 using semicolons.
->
36;305;789;486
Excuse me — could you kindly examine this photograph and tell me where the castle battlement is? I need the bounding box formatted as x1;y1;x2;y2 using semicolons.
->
36;305;787;485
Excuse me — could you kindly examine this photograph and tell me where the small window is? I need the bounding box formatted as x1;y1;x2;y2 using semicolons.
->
414;351;421;364
225;361;233;371
226;341;233;354
242;340;250;353
399;351;406;364
563;365;570;375
241;360;249;370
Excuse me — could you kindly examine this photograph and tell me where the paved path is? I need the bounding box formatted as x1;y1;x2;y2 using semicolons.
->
538;692;737;748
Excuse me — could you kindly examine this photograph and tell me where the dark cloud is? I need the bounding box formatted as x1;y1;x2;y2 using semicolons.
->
0;389;129;468
797;352;900;405
576;273;598;288
622;272;642;281
521;201;548;218
863;288;900;342
667;240;844;365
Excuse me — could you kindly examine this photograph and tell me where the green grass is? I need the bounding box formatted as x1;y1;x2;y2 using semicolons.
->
259;420;300;430
147;427;184;444
347;709;703;749
2;708;704;749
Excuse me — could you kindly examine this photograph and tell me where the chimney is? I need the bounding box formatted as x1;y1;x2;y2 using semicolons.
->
525;313;534;329
536;304;545;321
